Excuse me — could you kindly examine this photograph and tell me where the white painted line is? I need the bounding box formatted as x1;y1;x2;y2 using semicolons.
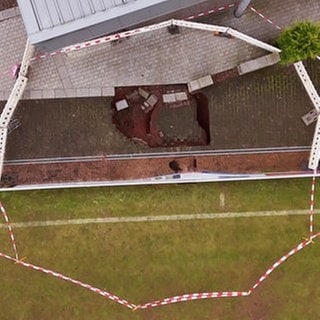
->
1;209;317;229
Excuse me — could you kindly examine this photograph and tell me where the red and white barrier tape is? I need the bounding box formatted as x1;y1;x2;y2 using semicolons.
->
0;64;18;80
0;202;19;260
250;234;319;292
137;291;249;309
0;3;237;79
30;20;172;62
184;3;235;20
30;4;235;63
309;175;316;236
136;234;319;309
0;251;136;310
0;168;318;312
249;6;282;30
0;233;317;311
0;226;318;310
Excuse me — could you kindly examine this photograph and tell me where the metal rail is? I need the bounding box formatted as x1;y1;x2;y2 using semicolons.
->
3;146;310;166
0;171;318;192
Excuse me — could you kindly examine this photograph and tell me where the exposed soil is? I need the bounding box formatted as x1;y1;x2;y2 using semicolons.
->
1;151;311;186
113;85;209;147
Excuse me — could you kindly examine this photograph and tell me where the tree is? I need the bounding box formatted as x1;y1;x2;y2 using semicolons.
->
276;21;320;65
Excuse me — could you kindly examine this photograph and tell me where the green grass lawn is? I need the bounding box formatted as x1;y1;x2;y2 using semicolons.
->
0;179;319;319
0;178;314;222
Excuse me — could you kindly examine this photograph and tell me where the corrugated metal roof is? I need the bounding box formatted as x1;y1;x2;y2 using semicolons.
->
17;0;206;51
28;0;135;31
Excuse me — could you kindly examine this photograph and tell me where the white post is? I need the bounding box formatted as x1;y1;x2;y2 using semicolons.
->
308;117;320;170
293;61;320;111
0;40;34;179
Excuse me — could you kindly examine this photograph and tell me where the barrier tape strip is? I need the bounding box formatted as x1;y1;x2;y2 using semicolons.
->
29;4;235;63
250;234;319;292
251;2;320;168
310;175;316;236
0;173;318;312
0;3;319;313
184;3;235;20
135;234;319;309
0;202;19;260
0;229;317;311
249;6;282;30
30;20;172;62
0;251;136;310
137;291;250;309
1;233;315;311
0;3;236;79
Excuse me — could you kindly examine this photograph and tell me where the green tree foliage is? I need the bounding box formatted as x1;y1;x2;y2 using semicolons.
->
276;21;320;64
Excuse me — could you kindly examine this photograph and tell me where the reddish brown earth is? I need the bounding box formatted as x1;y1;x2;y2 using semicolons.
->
1;151;311;186
113;85;209;147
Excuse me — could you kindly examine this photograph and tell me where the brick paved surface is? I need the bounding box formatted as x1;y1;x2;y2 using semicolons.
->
1;0;320;100
0;0;16;12
4;98;148;160
3;60;319;160
0;9;27;101
0;0;320;159
205;61;320;150
199;0;320;42
17;26;265;100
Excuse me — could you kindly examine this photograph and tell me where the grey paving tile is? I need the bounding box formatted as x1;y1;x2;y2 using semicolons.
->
42;89;55;99
64;88;76;97
89;87;102;96
76;88;89;97
54;89;66;98
102;87;115;96
1;1;320;100
29;90;42;99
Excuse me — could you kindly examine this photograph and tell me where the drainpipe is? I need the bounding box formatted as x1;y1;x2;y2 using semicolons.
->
234;0;252;18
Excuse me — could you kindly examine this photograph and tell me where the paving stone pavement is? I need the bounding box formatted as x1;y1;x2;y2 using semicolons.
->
0;0;319;100
208;0;320;44
0;9;27;101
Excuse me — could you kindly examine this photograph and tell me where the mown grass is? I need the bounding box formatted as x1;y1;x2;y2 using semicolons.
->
0;178;314;222
0;179;319;319
0;216;319;319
